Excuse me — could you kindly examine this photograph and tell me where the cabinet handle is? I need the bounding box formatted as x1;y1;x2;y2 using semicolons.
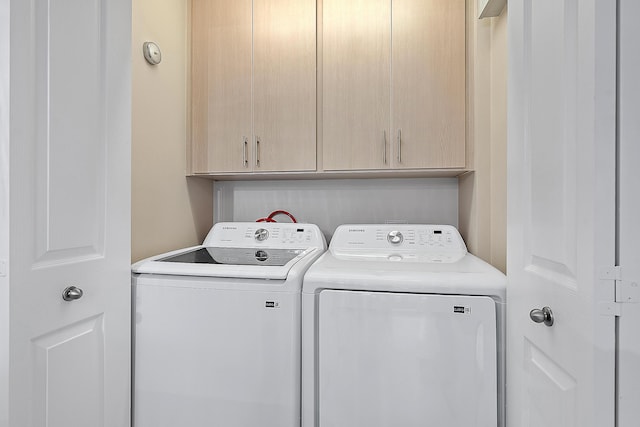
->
397;129;402;164
256;136;260;167
383;130;387;165
243;137;248;167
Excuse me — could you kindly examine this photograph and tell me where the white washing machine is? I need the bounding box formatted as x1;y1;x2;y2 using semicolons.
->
302;224;506;427
132;222;326;427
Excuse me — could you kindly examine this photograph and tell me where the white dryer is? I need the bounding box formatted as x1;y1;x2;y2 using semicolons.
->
302;224;506;427
132;222;326;427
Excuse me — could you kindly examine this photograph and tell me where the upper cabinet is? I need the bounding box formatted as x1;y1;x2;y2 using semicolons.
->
323;0;466;171
190;0;466;176
391;0;466;169
253;0;317;172
191;0;252;174
191;0;316;174
322;0;391;170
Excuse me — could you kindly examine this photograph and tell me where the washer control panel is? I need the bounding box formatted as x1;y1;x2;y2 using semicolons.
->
204;222;326;249
330;224;467;262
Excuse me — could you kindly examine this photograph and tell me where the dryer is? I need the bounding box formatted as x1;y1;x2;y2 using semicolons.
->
302;224;506;427
132;222;326;427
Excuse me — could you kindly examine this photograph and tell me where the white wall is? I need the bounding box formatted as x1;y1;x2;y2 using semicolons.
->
0;0;9;425
618;0;640;424
214;178;458;242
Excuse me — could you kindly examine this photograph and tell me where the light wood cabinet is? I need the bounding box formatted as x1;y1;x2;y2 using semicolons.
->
391;0;466;169
323;0;466;171
253;0;316;172
322;0;391;170
191;0;316;174
191;0;252;173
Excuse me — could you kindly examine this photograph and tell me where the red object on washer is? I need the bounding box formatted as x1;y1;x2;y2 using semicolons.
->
256;210;298;223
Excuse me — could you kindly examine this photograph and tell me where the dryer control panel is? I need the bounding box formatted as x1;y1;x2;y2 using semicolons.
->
330;225;467;262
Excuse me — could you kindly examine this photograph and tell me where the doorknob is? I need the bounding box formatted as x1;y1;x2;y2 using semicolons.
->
529;306;554;327
62;286;83;302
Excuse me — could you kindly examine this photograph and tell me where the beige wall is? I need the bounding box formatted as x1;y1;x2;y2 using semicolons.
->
132;0;212;262
459;3;507;273
130;0;506;267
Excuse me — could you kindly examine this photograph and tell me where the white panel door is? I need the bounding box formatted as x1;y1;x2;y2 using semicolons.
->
507;1;616;427
318;290;497;427
8;0;131;426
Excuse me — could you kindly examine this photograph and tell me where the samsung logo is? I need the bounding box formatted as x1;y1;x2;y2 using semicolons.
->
454;306;471;314
348;229;365;232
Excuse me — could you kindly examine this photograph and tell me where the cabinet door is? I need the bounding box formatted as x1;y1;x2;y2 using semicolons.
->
191;0;252;173
253;0;316;172
322;0;391;171
391;0;465;169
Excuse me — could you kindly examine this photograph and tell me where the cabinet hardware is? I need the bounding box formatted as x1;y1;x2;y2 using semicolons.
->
397;129;402;163
383;130;387;164
256;137;261;167
243;137;248;167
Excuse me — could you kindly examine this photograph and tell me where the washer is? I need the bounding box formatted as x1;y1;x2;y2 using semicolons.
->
302;224;506;427
132;222;326;427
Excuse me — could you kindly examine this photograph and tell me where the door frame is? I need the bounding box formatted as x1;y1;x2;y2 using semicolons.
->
0;0;10;425
617;0;640;425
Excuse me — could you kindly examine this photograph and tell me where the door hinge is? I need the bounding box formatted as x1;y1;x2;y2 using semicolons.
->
598;266;622;281
598;266;640;316
616;279;640;303
598;301;622;317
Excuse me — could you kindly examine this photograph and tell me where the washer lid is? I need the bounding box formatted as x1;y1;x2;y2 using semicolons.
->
131;222;327;280
159;247;306;267
132;246;319;280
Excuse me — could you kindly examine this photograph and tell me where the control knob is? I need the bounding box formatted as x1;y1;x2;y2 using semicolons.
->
255;250;269;262
255;228;269;242
387;230;403;245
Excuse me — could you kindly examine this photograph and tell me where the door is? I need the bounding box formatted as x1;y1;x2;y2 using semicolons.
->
507;1;616;427
253;0;316;172
322;0;390;171
191;0;252;173
318;290;497;426
391;0;465;169
8;0;131;426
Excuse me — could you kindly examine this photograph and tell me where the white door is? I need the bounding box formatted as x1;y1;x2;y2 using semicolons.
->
6;0;131;426
507;1;617;426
